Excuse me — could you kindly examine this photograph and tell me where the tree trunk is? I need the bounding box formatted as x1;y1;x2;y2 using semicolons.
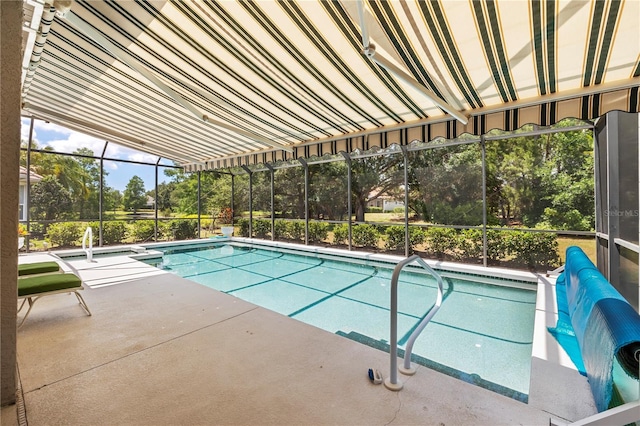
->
355;199;366;222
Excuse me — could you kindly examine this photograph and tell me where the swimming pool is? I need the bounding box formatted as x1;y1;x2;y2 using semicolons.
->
145;241;537;400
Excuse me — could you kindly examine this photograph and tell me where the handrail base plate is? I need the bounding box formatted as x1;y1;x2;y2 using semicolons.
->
384;378;403;391
399;365;417;376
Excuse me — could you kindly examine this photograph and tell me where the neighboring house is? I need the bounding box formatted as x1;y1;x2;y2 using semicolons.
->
145;195;155;209
19;166;42;221
367;188;404;212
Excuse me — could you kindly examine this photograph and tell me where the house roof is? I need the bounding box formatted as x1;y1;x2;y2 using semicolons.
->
20;1;640;171
19;166;43;183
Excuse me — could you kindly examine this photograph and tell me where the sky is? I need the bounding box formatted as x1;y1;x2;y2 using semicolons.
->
21;118;174;192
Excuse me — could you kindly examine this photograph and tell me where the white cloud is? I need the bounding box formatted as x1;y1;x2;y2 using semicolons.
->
42;133;107;156
128;152;160;164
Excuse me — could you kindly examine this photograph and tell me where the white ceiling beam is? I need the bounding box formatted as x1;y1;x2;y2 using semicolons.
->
367;50;468;125
355;0;468;125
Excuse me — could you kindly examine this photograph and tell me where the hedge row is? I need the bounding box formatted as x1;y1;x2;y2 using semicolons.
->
43;219;560;269
45;220;198;247
238;219;329;243
238;219;560;268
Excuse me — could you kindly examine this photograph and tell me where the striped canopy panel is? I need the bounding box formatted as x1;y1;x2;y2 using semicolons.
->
21;0;640;169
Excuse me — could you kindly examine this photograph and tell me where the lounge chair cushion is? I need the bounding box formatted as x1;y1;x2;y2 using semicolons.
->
18;261;60;276
18;273;82;297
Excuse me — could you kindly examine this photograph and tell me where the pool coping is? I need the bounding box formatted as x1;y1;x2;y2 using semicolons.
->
54;237;541;286
140;237;540;282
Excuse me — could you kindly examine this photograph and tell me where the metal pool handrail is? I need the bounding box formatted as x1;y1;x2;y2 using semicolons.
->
384;254;444;391
82;226;93;263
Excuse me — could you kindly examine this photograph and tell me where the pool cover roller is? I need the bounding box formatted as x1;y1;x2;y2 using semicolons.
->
549;246;640;412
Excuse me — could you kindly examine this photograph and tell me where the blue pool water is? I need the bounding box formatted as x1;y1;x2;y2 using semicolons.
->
146;242;537;399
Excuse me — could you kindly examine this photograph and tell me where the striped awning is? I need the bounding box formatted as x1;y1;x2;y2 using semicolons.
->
21;0;640;170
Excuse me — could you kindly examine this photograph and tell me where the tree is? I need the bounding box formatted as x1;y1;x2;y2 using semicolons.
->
408;144;484;225
21;142;105;220
103;186;122;214
351;153;404;222
309;162;348;220
484;123;594;230
274;167;305;218
72;148;102;219
147;181;176;214
536;129;594;230
123;175;147;213
30;175;73;221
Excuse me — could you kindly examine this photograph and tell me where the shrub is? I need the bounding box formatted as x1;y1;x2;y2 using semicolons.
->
384;226;425;253
426;227;458;259
505;231;561;269
459;229;483;259
384;226;405;251
102;221;128;245
237;218;250;237
409;227;426;249
47;222;83;247
200;218;213;230
287;221;305;241
169;219;198;240
332;223;348;245
486;230;507;261
366;207;382;213
28;222;46;239
253;219;271;238
130;220;156;242
158;221;172;240
273;220;288;240
392;206;405;214
352;224;380;248
308;221;329;242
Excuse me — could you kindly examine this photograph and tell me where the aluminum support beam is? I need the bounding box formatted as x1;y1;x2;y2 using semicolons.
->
481;137;488;267
298;158;309;245
25;117;34;252
355;0;466;125
197;171;201;239
231;174;235;230
264;163;275;241
154;157;160;242
367;52;468;125
98;141;108;247
242;166;253;238
401;145;410;257
606;114;620;285
340;152;353;250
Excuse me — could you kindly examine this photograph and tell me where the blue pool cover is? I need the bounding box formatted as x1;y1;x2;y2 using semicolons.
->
549;246;640;412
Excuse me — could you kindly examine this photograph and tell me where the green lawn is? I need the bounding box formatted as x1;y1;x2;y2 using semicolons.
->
557;236;596;264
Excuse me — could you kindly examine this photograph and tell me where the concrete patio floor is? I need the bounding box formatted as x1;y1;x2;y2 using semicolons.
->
3;252;595;425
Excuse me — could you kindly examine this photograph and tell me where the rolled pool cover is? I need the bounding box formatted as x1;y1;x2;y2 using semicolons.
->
550;246;640;412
